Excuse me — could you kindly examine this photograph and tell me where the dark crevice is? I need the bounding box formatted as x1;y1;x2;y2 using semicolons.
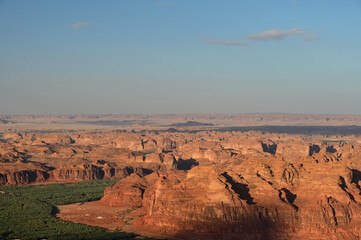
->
350;169;361;193
261;142;277;155
339;176;356;202
309;144;321;156
177;158;199;170
279;188;298;211
222;172;255;205
327;197;338;226
326;145;337;153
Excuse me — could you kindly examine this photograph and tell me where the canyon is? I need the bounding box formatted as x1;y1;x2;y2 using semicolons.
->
2;114;361;239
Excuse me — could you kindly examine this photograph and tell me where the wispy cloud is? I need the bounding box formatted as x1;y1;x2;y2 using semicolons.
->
245;28;316;41
70;22;91;29
303;32;320;42
290;1;297;5
154;1;172;6
203;39;248;46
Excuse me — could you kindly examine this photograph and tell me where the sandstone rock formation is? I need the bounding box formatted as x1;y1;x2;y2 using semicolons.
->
0;128;360;186
2;121;361;239
100;157;361;239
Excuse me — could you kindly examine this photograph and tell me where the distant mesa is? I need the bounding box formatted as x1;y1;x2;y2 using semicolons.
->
3;114;361;129
164;128;180;132
169;121;214;127
75;120;136;126
0;119;14;124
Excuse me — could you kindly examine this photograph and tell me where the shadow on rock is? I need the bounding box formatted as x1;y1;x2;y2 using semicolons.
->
169;210;283;240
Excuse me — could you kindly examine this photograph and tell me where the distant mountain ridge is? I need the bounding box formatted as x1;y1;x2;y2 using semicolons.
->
169;121;214;127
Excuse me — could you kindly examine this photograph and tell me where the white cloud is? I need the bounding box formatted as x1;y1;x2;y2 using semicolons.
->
245;28;306;41
70;22;91;29
290;1;297;5
303;32;320;42
203;39;248;46
244;28;320;42
154;1;171;6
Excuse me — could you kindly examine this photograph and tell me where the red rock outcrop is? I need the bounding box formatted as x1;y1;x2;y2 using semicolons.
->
4;125;360;238
99;153;361;239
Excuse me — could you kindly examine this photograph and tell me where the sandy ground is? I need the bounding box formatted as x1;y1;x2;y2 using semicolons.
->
56;201;164;239
57;201;134;231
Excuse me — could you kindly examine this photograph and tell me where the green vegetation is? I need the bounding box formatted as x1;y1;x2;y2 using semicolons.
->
0;179;120;205
0;179;141;240
0;138;12;143
140;151;155;155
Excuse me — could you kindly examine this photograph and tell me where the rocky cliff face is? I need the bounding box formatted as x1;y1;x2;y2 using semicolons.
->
4;129;361;238
0;169;49;185
100;154;361;239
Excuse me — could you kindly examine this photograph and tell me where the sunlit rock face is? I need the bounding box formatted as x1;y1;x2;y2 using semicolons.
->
3;126;361;238
100;153;361;240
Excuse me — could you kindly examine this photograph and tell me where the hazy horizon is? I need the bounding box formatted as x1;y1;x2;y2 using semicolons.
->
1;0;360;115
2;112;361;117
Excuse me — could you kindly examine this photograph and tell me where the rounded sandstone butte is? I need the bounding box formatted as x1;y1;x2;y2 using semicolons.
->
100;173;147;207
100;159;361;239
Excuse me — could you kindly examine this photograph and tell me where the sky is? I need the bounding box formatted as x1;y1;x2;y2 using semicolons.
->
0;0;361;115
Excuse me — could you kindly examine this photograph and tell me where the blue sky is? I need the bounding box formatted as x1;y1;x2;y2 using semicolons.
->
1;0;360;114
